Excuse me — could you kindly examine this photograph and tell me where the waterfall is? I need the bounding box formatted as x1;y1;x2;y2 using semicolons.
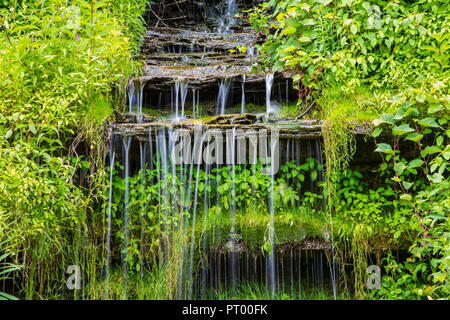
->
241;75;246;113
170;86;174;113
266;73;274;114
128;80;135;113
174;79;189;121
286;80;289;103
267;130;277;298
175;81;180;121
192;88;196;119
122;136;132;294
229;128;238;290
100;0;351;301
218;0;237;34
217;78;231;115
188;127;206;299
156;128;169;261
139;141;147;279
138;79;144;123
128;79;145;121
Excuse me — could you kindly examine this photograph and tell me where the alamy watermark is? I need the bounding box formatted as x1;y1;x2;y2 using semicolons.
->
366;265;381;290
168;127;280;175
65;6;81;30
66;265;81;290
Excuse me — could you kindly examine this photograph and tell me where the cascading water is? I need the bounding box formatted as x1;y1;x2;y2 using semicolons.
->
128;79;145;122
266;73;274;114
192;88;197;119
217;78;231;115
110;126;336;299
138;79;144;123
241;75;246;113
174;79;189;121
218;0;237;34
113;0;337;301
121;136;132;294
128;80;135;113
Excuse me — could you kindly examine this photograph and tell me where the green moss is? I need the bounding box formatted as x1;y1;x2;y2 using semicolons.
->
318;84;394;122
193;206;328;249
85;95;114;125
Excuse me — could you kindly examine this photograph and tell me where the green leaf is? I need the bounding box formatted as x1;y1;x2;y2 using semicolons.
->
29;123;37;135
428;104;443;113
303;19;316;26
405;132;423;142
0;292;18;300
436;135;443;146
371;127;382;138
408;159;424;168
392;124;414;136
415;93;426;103
4;129;13;139
402;181;413;190
375;143;393;154
394;104;419;120
399;194;412;201
430;163;438;173
416;117;439;128
378;113;395;125
282;26;297;35
350;24;358;35
394;162;407;175
421;146;442;157
427;173;443;184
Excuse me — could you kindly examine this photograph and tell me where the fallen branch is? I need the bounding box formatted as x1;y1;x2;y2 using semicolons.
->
150;9;169;27
295;101;316;120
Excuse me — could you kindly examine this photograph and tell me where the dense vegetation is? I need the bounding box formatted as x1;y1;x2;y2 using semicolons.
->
249;0;449;299
0;0;148;299
0;0;448;300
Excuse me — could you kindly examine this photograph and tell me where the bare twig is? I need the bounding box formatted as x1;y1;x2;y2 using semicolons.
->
150;9;169;27
296;101;316;119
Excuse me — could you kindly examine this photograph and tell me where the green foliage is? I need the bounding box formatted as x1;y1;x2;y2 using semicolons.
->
250;1;449;299
370;92;449;299
0;238;21;300
251;0;449;90
0;0;148;298
208;281;343;300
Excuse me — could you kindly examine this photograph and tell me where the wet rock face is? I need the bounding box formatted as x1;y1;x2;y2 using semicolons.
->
130;0;298;119
146;0;265;31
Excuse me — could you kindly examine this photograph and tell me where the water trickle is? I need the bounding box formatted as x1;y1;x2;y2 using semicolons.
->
174;79;189;121
218;0;237;34
128;80;136;113
192;88;196;119
139;141;147;279
266;73;274;114
138;79;144;123
128;79;145;122
286;80;289;103
188;128;206;299
267;130;277;298
241;75;246;113
217;78;231;115
105;141;115;298
122;136;132;292
247;46;256;58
